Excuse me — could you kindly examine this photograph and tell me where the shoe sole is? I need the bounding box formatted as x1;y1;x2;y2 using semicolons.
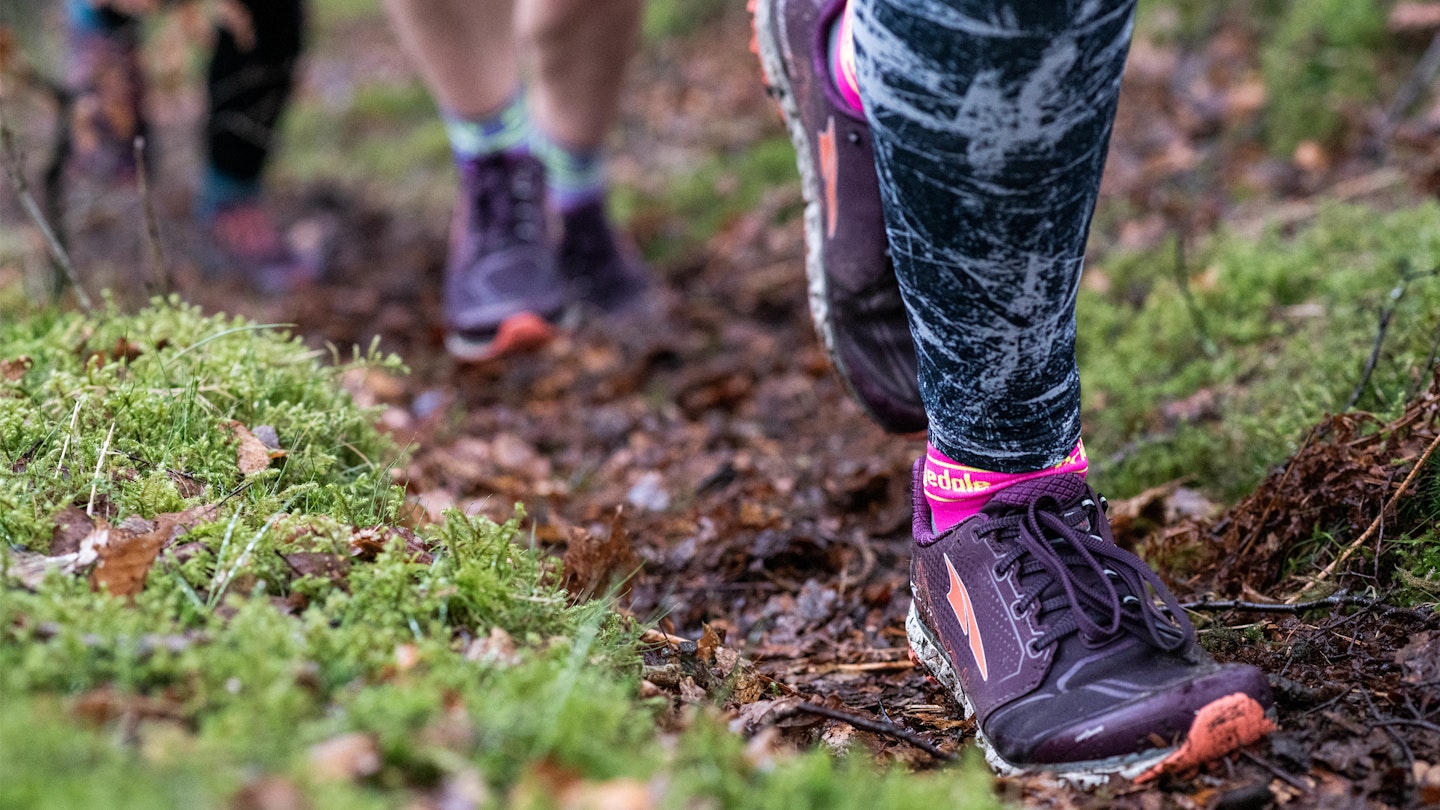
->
445;311;558;363
750;0;869;423
905;601;1274;785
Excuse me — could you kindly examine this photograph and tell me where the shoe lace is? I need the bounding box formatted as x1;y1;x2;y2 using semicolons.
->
983;490;1194;655
468;154;544;248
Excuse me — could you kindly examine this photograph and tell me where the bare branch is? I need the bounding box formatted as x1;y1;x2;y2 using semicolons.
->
0;108;93;312
776;701;956;761
133;136;172;294
1184;592;1430;620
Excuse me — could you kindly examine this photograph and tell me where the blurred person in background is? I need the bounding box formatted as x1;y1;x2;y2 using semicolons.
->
65;0;317;293
382;0;651;361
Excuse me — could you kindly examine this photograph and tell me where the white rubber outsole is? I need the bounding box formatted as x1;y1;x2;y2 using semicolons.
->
905;600;1177;787
752;2;842;380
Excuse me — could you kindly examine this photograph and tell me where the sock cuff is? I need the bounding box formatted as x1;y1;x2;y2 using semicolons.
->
923;440;1089;530
443;94;531;159
67;0;127;33
197;166;262;220
530;129;606;209
829;4;864;114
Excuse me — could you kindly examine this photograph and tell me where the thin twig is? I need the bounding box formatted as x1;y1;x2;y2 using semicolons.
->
1184;593;1429;620
1307;428;1440;592
1240;751;1311;793
1409;323;1440;402
1173;233;1218;358
779;701;955;761
825;661;917;674
0;41;75;277
133;136;171;294
1234;425;1324;563
40;90;74;275
1376;31;1440;154
1347;270;1410;410
86;422;116;517
1347;264;1440;409
0;110;94;312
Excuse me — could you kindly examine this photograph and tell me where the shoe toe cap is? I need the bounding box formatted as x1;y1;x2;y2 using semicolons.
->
997;663;1273;769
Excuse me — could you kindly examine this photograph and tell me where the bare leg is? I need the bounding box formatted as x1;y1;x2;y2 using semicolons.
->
517;0;643;149
381;0;519;116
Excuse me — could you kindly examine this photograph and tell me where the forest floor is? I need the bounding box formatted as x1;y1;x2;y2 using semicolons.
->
5;2;1440;808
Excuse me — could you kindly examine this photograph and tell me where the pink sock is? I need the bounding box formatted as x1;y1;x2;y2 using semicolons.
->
827;3;863;113
923;440;1090;532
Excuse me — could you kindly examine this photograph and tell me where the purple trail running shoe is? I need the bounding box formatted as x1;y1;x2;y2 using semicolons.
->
752;0;925;434
907;466;1275;784
445;152;572;361
201;196;323;295
557;200;652;314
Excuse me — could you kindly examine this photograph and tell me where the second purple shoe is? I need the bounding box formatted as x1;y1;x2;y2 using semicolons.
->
907;467;1276;783
557;200;652;314
753;0;925;434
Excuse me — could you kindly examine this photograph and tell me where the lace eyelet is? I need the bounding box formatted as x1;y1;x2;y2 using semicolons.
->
1027;639;1043;655
1122;595;1141;608
1103;568;1119;580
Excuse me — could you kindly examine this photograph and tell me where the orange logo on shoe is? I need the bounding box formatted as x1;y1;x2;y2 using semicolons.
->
944;553;988;681
818;116;839;238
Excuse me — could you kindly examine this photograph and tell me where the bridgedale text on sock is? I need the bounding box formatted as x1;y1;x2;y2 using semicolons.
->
923;466;992;496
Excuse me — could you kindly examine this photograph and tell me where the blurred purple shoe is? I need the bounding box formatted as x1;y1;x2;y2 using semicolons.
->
444;152;571;361
753;0;925;434
557;200;652;314
907;467;1275;783
202;196;323;295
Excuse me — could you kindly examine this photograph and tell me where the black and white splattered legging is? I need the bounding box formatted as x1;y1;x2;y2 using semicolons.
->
852;0;1135;473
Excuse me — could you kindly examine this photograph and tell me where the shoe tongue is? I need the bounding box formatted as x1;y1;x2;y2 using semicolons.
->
984;472;1087;512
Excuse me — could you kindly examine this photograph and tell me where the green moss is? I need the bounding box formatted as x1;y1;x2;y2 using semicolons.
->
1080;202;1440;502
1259;0;1386;155
0;297;405;550
0;295;1001;805
613;135;801;267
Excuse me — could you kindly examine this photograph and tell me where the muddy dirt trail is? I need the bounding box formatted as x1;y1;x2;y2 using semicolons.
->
19;5;1440;809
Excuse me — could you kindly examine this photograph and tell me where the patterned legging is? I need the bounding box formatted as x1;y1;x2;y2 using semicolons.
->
852;0;1135;472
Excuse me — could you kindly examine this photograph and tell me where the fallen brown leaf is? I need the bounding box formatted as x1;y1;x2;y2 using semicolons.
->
49;506;95;555
308;733;381;782
224;420;273;475
90;505;218;597
695;623;724;664
347;525;433;563
562;507;640;599
167;469;206;499
464;625;522;667
0;355;31;381
229;778;306;810
280;552;350;583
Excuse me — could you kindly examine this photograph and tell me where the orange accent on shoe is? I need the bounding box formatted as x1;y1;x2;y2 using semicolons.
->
943;553;988;681
748;0;760;56
486;312;557;359
818;116;839;237
1133;693;1276;784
